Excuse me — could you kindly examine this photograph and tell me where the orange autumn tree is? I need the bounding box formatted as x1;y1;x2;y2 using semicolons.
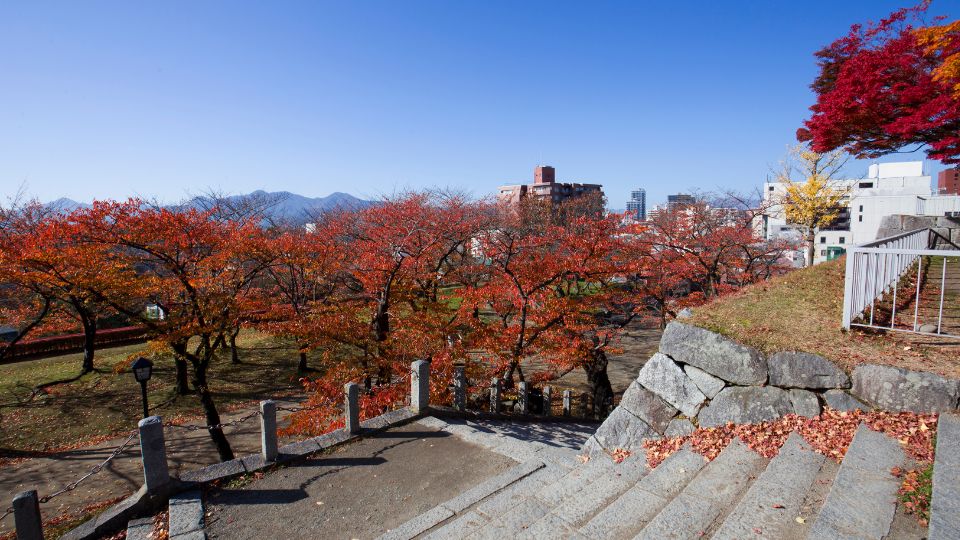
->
71;199;275;461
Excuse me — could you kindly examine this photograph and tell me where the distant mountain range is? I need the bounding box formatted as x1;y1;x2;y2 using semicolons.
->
45;190;374;224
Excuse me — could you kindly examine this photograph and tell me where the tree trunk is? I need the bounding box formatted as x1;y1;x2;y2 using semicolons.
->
298;350;308;372
193;368;234;462
583;349;614;418
806;231;816;267
80;316;96;374
229;328;240;363
174;356;190;395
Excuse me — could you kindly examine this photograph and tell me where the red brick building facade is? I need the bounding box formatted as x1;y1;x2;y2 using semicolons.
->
939;167;960;195
498;166;603;205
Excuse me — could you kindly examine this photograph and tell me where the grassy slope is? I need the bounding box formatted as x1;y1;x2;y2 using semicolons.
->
0;331;304;454
689;258;960;379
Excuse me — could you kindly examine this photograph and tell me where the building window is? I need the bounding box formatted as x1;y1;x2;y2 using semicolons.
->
768;186;774;192
839;237;845;244
858;215;863;222
820;236;826;244
859;182;874;188
859;205;863;212
820;250;827;256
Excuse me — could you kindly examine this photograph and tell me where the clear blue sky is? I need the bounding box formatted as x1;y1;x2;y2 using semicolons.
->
0;1;954;209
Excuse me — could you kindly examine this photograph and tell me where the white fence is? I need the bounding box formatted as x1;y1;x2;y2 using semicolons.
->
842;228;960;338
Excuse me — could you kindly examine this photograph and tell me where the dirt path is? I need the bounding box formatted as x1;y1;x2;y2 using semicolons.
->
0;398;305;535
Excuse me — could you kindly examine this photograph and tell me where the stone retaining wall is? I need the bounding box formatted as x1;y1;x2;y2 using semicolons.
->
583;321;960;455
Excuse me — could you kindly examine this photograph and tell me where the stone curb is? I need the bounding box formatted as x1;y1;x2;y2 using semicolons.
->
429;405;603;425
168;490;204;539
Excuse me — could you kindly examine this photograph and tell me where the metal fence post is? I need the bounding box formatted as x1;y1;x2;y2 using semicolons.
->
12;490;43;540
453;366;466;411
410;360;430;413
490;378;501;413
542;386;552;416
137;416;170;494
345;382;360;435
517;382;529;414
260;400;278;462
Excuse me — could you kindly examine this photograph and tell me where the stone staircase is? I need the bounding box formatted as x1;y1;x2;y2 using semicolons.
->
384;414;960;540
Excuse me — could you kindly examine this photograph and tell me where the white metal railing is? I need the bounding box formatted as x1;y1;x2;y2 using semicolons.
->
842;228;960;338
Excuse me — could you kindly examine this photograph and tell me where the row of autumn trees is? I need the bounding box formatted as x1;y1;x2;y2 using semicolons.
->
0;191;793;461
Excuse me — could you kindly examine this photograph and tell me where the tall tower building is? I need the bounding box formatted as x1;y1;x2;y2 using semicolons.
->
626;189;646;220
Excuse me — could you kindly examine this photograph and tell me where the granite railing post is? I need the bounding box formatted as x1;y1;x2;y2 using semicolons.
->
543;386;552;416
137;416;170;494
260;400;278;462
562;390;572;417
12;490;43;540
411;360;430;413
490;378;501;413
453;366;466;411
345;382;361;435
517;382;529;415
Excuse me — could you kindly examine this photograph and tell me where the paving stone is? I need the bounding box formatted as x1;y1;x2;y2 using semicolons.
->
684;365;725;399
422;511;488;540
168;490;204;538
441;460;544;512
635;446;708;500
664;418;696;437
929;413;960;540
767;351;850;389
712;432;825;539
637;353;706;417
852;363;960;413
634;491;722;540
180;458;245;483
619;380;679;433
379;505;454;540
534;459;609;506
125;517;154;540
808;424;905;540
547;473;631;526
823;389;868;412
475;465;566;518
697;386;794;428
589;407;660;453
466;497;551;539
788;388;822;418
517;513;586;539
416;416;450;430
659;321;767;385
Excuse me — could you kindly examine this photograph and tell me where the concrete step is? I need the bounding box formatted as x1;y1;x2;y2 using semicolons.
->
930;412;960;540
580;444;707;539
807;423;906;540
712;432;826;540
634;439;767;540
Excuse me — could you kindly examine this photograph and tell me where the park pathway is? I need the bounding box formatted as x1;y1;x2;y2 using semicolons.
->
0;397;304;535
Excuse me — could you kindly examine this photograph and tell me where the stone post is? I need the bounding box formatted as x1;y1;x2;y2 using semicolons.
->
562;390;572;417
517;382;529;415
260;400;278;462
543;386;552;416
12;490;43;540
345;382;360;435
411;360;430;413
137;416;169;494
490;377;501;413
453;366;466;411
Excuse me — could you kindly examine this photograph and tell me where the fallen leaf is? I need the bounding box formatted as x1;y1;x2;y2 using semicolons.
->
795;517;805;524
772;504;785;509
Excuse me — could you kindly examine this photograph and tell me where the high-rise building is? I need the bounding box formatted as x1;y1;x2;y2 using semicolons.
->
497;165;603;205
626;189;646;220
939;167;960;195
667;194;696;209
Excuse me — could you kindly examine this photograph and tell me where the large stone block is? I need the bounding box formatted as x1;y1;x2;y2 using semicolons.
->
659;322;767;385
852;364;960;413
697;386;794;428
664;418;696;438
767;351;850;389
637;353;706;417
823;390;868;412
619;380;678;434
788;388;821;418
684;365;725;398
590;407;659;452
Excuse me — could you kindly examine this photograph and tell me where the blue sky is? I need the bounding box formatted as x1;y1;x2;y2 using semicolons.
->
0;1;954;209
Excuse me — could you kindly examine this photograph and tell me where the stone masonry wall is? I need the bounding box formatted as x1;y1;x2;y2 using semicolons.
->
582;321;960;456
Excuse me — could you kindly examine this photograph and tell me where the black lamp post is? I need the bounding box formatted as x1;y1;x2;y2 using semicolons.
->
132;357;153;418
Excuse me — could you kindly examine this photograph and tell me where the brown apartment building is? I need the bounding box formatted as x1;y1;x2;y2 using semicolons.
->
497;165;603;205
938;167;960;195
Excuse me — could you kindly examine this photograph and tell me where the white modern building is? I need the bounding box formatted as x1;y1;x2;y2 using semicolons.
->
759;161;960;265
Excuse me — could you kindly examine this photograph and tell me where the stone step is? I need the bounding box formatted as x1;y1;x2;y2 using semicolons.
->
125;517;154;540
580;445;707;539
930;412;960;540
807;423;906;540
712;432;826;540
633;439;767;540
524;455;649;533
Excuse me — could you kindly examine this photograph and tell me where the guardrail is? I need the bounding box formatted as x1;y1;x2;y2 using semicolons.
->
842;227;960;338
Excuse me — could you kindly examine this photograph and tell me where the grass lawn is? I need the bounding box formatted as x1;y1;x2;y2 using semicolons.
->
0;331;306;456
688;257;960;379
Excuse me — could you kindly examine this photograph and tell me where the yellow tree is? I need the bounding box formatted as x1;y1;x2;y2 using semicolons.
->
776;144;849;267
916;19;960;98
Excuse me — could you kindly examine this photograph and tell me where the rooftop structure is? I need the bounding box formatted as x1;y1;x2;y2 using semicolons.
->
497;165;603;206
